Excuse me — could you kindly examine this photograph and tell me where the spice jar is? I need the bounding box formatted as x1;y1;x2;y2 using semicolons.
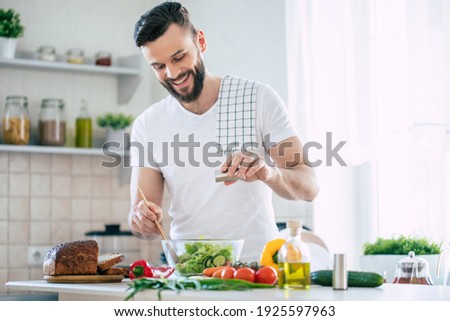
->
95;51;112;66
38;98;66;146
37;46;56;61
66;48;84;64
2;96;30;145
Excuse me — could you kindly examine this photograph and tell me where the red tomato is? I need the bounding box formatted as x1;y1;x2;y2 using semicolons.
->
220;267;236;279
212;269;224;278
255;266;278;285
233;267;255;282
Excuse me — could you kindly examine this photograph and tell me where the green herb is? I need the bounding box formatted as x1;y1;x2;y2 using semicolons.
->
363;235;442;255
125;277;275;301
0;8;25;38
96;113;134;130
175;242;233;276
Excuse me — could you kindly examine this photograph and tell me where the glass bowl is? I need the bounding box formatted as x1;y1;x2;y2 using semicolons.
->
161;239;244;276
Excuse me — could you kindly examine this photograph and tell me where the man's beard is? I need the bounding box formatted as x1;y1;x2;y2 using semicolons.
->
161;58;206;103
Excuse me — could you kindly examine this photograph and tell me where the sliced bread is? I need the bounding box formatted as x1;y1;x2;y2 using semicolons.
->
97;253;125;271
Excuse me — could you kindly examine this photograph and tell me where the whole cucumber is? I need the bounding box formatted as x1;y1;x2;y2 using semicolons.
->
311;270;384;287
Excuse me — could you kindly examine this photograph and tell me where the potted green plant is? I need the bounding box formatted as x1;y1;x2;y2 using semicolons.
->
360;235;443;284
0;8;25;59
97;112;134;148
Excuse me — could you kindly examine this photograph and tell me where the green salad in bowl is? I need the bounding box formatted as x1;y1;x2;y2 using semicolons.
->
161;239;244;276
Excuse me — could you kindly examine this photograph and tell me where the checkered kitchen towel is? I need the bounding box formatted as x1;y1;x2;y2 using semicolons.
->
216;76;259;152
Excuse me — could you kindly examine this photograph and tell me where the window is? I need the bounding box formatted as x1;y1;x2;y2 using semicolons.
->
286;0;450;266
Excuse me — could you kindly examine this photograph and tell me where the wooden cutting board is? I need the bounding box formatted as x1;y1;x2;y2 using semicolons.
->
44;275;124;283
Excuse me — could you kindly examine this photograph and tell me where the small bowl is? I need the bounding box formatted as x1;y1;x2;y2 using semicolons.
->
161;239;244;276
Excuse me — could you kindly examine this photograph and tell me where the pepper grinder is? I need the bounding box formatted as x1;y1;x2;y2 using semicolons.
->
333;253;348;290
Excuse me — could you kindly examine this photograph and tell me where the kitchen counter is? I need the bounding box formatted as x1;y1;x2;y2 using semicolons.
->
5;279;450;301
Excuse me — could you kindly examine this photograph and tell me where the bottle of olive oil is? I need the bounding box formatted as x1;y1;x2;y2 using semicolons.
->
75;99;92;148
278;220;311;289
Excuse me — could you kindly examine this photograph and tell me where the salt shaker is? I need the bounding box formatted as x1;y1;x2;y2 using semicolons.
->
333;253;348;290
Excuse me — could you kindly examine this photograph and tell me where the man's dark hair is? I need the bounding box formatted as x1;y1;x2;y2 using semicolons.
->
134;2;196;47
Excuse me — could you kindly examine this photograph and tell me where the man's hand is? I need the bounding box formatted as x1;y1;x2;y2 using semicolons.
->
220;137;318;201
130;199;163;236
220;151;275;186
129;167;165;238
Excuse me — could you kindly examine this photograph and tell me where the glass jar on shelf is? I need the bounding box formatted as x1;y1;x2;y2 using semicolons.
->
95;51;112;66
37;46;57;61
38;98;66;146
2;96;30;145
66;48;84;64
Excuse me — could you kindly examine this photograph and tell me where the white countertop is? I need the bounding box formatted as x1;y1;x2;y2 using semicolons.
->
5;279;450;301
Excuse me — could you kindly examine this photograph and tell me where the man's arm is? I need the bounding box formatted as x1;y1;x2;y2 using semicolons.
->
265;135;318;201
128;166;165;238
222;135;319;201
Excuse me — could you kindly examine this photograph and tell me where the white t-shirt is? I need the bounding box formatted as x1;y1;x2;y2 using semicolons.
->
130;77;298;262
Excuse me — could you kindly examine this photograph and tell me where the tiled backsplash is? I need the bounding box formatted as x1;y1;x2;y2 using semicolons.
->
0;152;165;295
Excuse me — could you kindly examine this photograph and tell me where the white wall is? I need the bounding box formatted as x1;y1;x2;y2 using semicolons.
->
178;0;288;101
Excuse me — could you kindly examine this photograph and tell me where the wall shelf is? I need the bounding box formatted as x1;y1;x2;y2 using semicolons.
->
0;51;144;104
0;144;131;183
0;144;129;157
0;144;104;156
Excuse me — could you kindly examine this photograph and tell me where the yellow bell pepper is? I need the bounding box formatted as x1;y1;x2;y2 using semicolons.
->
259;238;286;271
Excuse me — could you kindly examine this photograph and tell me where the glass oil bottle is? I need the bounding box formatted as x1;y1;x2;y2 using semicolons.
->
278;220;311;289
75;99;92;148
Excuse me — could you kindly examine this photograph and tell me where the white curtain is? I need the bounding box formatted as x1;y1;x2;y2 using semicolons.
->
286;0;450;266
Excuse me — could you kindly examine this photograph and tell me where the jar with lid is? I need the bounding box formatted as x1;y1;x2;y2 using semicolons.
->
38;98;66;146
392;251;433;285
2;96;30;145
66;48;84;64
37;46;56;61
95;51;112;66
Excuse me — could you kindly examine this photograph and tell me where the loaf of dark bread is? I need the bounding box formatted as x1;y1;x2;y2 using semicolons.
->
43;240;99;276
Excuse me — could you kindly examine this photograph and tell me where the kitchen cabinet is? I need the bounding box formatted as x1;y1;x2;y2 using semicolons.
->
5;280;450;301
0;51;143;105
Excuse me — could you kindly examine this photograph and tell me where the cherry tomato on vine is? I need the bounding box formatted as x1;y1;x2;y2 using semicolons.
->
255;266;278;285
220;267;237;279
233;267;256;282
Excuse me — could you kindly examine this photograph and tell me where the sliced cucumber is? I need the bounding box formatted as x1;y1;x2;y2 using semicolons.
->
212;255;227;267
202;256;213;268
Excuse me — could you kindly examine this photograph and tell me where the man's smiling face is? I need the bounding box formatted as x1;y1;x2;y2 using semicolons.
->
141;24;206;103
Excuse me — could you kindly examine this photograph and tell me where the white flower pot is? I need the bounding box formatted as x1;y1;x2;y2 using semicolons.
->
106;128;130;150
360;254;443;285
0;37;17;59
